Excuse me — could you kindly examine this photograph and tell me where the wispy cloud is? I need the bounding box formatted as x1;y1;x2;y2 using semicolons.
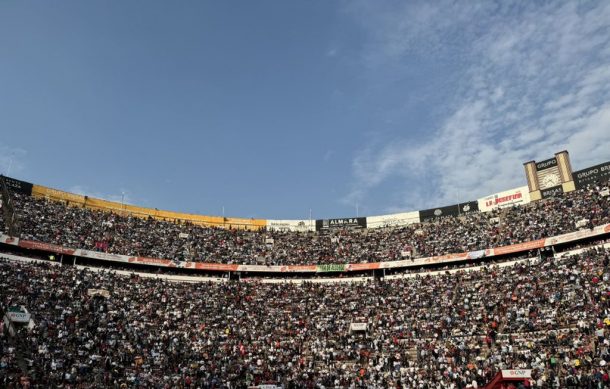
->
344;1;610;212
0;144;27;177
69;185;133;205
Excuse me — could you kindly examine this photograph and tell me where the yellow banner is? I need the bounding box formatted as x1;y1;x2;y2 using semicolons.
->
32;185;86;205
31;184;266;230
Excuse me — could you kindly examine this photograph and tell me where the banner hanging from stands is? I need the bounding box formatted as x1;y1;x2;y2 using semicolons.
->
315;217;367;231
492;239;546;256
2;177;33;195
19;239;76;255
350;323;368;331
501;370;532;379
419;201;479;222
87;289;111;298
7;306;31;323
573;161;610;189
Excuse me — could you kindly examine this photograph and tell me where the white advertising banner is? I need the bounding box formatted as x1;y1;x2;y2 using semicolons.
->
366;211;420;229
7;306;31;323
478;186;530;212
544;223;610;246
501;369;532;379
350;323;368;331
87;289;111;298
266;219;314;232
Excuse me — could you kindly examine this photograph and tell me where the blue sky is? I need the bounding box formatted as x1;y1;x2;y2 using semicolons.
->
1;1;609;220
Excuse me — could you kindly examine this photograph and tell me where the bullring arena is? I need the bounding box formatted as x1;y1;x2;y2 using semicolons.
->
1;155;610;388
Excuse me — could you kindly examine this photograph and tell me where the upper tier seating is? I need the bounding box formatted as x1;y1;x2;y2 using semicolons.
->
3;180;609;265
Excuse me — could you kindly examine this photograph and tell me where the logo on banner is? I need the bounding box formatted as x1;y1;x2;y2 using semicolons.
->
541;185;563;199
486;192;523;207
536;158;557;171
574;161;610;189
316;217;367;231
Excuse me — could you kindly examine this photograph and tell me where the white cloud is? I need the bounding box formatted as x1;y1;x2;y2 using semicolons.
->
345;1;610;212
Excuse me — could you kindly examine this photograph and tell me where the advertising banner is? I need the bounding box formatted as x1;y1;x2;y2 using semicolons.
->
184;262;239;271
573;161;610;189
76;249;125;262
2;177;33;195
316;264;347;272
315;217;367;231
266;219;315;232
501;370;532;379
19;239;76;255
374;252;470;270
544;223;610;246
478;186;530;212
419;201;479;222
278;265;318;272
7;306;31;323
346;262;381;271
128;256;175;267
366;211;420;229
492;239;546;256
350;323;368;331
87;289;111;298
535;157;558;171
541;185;563;199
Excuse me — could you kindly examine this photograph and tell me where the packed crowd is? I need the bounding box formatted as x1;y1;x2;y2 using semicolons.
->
2;181;609;266
1;247;610;388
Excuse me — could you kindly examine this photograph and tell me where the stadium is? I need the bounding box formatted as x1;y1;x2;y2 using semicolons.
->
3;2;610;389
1;152;610;388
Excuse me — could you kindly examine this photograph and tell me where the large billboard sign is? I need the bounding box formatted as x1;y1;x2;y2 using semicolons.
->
477;186;530;212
